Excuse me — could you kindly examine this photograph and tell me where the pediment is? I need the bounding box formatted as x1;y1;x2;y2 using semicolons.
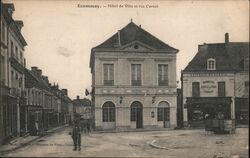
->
120;41;156;51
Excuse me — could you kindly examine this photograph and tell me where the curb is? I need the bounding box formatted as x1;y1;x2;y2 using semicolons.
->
0;125;68;155
92;128;175;134
148;140;170;150
0;136;41;155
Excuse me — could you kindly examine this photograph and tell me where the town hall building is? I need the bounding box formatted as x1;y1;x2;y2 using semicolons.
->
90;20;179;130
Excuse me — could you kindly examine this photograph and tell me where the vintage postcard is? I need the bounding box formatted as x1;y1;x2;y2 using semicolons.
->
0;0;249;157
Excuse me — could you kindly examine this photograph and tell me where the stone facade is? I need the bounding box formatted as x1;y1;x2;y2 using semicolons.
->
90;21;179;130
0;2;27;144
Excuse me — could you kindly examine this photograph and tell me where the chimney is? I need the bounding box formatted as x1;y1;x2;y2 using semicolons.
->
225;33;229;44
198;43;207;51
15;20;24;31
42;76;49;83
5;3;15;16
36;69;42;76
31;66;38;71
76;96;80;100
31;67;42;76
62;89;68;96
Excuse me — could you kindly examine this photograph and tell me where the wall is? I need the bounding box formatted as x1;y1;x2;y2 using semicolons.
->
235;72;249;98
93;50;177;130
182;72;236;123
94;51;177;87
94;95;177;130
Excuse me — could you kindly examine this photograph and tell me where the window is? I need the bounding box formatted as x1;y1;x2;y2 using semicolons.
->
102;102;115;122
11;41;14;56
19;77;22;88
11;71;14;82
15;46;18;59
1;55;5;83
131;64;141;86
207;58;216;70
158;64;168;86
218;81;226;97
103;64;114;86
20;51;23;60
245;81;249;94
192;82;200;97
157;101;170;121
1;22;5;41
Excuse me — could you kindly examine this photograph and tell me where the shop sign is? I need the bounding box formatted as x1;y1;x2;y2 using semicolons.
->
201;81;216;93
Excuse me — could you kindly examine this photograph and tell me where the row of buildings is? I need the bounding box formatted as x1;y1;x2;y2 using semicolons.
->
89;21;249;130
0;2;74;145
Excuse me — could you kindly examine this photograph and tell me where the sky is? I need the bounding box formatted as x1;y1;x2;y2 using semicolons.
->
4;0;249;99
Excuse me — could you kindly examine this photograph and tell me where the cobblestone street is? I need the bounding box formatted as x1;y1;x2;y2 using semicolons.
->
1;127;248;157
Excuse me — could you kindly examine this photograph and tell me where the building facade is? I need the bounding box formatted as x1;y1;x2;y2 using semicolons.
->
182;33;249;127
90;21;179;131
24;66;73;135
0;2;27;144
73;96;92;121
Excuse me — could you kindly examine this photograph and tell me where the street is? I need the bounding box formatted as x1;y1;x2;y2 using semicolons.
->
2;127;248;158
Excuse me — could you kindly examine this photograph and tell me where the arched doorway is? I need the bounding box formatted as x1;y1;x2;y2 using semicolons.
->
131;101;143;128
157;101;170;128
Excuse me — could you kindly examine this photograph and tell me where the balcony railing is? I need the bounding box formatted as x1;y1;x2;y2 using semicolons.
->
104;80;114;86
131;80;141;86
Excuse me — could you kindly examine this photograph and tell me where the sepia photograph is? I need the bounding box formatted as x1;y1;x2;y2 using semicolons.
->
0;0;249;157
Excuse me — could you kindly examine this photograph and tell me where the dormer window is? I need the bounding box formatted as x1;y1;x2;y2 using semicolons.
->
207;58;216;70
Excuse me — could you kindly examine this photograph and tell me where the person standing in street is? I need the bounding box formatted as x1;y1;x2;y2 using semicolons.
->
72;122;81;151
35;121;39;136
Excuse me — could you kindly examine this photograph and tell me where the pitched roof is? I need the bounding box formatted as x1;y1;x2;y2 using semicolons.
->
1;2;27;46
183;42;249;72
93;22;178;52
24;68;51;91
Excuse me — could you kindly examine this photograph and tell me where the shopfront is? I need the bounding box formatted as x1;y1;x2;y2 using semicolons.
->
186;97;232;127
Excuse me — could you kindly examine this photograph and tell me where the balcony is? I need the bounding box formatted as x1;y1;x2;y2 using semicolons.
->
9;57;25;73
10;87;22;97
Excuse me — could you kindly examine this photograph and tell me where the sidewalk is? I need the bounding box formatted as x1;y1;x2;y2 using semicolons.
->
0;124;68;155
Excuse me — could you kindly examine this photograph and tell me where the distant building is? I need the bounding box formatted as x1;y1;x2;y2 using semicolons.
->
0;2;27;144
73;96;91;120
90;21;179;130
50;85;73;125
24;66;73;135
182;33;249;127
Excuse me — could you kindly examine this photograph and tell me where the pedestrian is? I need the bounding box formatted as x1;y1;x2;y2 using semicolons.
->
72;122;81;151
87;121;91;134
35;121;39;136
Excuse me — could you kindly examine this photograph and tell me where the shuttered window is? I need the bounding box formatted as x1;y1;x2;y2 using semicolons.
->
131;64;141;86
103;64;114;86
158;64;168;86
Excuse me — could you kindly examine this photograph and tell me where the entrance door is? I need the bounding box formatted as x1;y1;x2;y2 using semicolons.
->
131;101;143;129
158;101;170;128
163;107;170;128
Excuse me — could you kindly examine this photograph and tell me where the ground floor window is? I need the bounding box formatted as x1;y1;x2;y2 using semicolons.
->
102;102;115;122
